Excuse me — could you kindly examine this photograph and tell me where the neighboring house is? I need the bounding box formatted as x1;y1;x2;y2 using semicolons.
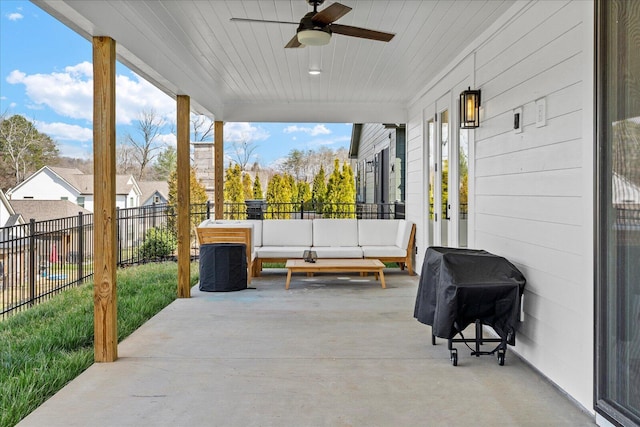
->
10;199;92;264
350;124;406;206
1;190;26;286
138;181;169;206
0;189;23;228
9;199;92;222
6;166;142;212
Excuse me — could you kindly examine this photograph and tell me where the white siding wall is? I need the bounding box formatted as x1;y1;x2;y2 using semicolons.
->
406;0;594;412
0;199;10;225
357;124;391;203
8;169;79;202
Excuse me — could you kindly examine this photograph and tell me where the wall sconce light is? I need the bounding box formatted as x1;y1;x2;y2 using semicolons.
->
459;87;481;129
366;160;375;173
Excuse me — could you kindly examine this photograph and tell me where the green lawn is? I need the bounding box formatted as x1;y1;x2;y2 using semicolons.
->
0;262;199;427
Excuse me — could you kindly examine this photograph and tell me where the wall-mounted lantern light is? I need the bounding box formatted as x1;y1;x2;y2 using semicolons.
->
459;87;481;129
366;160;375;173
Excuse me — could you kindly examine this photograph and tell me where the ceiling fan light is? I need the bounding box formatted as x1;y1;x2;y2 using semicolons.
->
297;29;331;46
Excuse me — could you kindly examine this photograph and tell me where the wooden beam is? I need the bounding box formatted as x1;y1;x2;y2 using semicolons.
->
177;95;191;298
92;36;117;362
214;121;224;220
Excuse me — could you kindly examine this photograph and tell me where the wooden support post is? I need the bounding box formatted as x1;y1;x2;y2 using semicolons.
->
92;36;118;362
214;121;224;220
177;95;191;298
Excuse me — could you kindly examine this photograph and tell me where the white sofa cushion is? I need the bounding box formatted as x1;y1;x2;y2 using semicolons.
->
256;246;311;259
313;246;364;258
358;219;400;246
246;220;262;247
395;220;413;249
262;220;313;246
312;219;359;247
361;246;406;258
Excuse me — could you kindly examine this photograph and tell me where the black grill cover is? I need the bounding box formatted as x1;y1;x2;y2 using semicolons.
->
414;247;526;345
199;243;247;292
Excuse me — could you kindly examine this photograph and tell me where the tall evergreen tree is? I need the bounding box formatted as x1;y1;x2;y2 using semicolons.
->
325;159;342;218
284;173;298;204
298;181;312;210
167;166;208;235
340;162;356;218
312;165;327;212
242;172;253;201
265;174;292;219
253;174;263;199
224;164;246;219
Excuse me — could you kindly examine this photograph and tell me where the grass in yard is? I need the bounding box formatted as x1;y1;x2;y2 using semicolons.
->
0;262;199;427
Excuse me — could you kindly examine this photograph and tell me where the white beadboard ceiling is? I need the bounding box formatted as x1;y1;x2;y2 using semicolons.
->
33;0;512;123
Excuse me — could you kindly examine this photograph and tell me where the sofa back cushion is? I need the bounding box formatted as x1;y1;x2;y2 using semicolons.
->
358;219;400;246
395;220;414;249
262;219;312;246
312;219;359;247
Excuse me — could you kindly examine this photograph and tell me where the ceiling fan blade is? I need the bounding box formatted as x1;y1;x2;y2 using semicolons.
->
330;24;395;42
230;17;298;25
285;34;304;48
312;2;352;25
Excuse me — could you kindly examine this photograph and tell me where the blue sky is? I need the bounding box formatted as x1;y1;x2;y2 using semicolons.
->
0;1;352;167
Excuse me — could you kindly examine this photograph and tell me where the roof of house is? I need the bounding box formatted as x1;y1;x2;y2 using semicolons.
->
138;181;169;203
9;166;139;196
4;214;24;227
10;199;91;222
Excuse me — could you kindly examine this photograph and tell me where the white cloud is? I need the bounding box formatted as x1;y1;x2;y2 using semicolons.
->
268;157;286;169
158;133;176;147
56;142;92;159
7;12;23;21
34;121;92;142
6;62;174;125
116;74;175;125
306;135;351;148
223;122;270;143
283;124;331;136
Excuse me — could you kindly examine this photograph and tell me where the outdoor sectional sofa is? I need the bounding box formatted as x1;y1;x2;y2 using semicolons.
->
197;218;416;280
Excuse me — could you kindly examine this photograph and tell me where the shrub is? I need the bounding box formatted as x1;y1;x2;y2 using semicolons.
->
138;227;177;259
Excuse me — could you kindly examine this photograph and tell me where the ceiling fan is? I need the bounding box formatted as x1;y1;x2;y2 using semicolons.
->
230;0;395;48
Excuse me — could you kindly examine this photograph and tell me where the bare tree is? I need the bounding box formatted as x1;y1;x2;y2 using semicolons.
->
115;142;138;175
124;109;164;179
229;137;259;171
191;114;214;142
0;112;58;189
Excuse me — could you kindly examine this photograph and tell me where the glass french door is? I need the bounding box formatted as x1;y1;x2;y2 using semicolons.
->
426;101;450;247
426;92;469;249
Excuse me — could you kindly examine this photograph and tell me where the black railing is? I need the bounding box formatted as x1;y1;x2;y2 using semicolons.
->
221;201;403;220
1;212;94;319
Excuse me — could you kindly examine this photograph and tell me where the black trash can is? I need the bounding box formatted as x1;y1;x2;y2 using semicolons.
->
199;243;247;292
245;199;264;220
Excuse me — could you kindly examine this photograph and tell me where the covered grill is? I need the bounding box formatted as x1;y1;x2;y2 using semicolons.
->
414;247;526;366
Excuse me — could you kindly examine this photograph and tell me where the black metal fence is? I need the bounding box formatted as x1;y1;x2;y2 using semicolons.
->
1;213;94;319
1;201;401;319
222;200;405;220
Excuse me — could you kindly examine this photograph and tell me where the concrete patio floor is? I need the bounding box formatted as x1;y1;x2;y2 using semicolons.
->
19;268;594;427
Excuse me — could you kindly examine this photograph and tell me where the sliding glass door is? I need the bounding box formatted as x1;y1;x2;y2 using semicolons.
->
596;1;640;425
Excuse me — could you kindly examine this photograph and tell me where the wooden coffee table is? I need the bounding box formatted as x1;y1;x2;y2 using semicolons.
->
285;258;386;290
